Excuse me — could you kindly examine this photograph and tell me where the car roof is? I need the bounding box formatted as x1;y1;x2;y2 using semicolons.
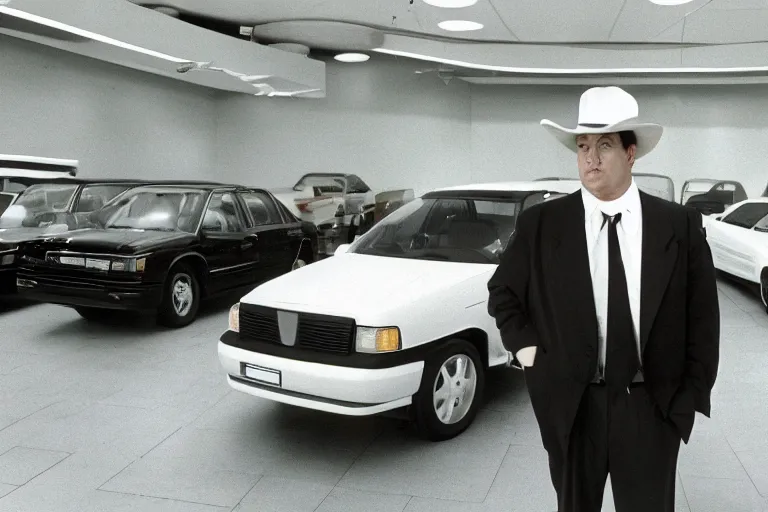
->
742;197;768;204
430;179;582;195
132;181;244;191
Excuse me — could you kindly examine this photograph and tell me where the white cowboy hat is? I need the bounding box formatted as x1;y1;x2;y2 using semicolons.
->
540;86;663;159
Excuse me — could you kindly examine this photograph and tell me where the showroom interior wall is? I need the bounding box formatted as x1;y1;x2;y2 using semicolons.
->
216;54;768;198
0;35;218;180
214;55;473;196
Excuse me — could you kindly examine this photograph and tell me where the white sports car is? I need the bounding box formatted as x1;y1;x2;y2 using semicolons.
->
217;179;582;441
703;197;768;313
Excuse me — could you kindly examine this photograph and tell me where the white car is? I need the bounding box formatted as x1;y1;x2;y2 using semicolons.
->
703;197;768;313
218;179;582;441
271;173;376;256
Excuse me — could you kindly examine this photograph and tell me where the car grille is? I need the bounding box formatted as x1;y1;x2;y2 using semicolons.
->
16;264;144;290
239;304;355;355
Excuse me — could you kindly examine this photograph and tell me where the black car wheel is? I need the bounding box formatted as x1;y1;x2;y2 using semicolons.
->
157;263;200;328
74;306;105;322
411;338;485;442
761;271;768;315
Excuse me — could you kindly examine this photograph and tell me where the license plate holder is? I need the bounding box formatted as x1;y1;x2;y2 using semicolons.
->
242;364;281;387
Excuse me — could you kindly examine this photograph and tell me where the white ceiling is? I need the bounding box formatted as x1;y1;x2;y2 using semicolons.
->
142;0;768;44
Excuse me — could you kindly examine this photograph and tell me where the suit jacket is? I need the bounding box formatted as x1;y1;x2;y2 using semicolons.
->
487;190;720;452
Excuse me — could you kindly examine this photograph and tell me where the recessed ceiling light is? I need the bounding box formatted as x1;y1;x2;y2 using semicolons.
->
423;0;478;7
438;20;484;31
648;0;694;5
334;53;370;63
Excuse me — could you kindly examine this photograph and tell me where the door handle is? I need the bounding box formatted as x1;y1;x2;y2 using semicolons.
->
241;241;253;250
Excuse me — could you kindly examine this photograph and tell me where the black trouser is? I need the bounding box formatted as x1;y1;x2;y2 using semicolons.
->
548;383;682;512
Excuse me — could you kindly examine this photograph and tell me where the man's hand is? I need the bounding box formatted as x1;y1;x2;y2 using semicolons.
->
516;346;537;367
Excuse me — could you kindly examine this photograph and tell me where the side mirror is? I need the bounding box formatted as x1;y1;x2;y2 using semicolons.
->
334;244;351;256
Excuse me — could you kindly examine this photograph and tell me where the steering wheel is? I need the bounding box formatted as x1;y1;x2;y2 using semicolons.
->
409;233;430;250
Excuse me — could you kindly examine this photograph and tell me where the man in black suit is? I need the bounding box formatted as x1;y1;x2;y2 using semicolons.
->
487;86;720;512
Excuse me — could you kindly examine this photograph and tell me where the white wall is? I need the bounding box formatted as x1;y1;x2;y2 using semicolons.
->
214;55;472;197
0;35;218;180
216;58;768;200
471;85;768;199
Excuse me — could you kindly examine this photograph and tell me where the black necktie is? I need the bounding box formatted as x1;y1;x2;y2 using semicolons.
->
602;212;640;386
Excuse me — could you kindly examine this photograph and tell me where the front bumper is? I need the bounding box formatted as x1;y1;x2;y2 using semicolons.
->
15;272;163;311
218;339;424;416
0;267;17;294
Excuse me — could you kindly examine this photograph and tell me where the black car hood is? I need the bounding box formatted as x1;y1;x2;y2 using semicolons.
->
0;227;66;246
32;229;196;255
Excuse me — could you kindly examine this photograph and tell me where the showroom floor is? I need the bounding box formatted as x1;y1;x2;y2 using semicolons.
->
0;278;766;512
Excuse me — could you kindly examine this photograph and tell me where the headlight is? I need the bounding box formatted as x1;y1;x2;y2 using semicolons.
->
229;302;240;332
0;254;14;265
111;257;146;272
355;327;401;353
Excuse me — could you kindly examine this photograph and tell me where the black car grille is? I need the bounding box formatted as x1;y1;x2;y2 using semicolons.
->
16;264;144;290
239;304;355;355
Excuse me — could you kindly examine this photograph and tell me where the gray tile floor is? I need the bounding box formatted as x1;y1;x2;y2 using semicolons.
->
0;277;766;512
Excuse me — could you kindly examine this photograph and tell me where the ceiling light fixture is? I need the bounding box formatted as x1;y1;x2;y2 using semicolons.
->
0;5;190;63
437;20;484;31
374;47;768;75
334;52;370;63
647;0;694;4
423;0;479;7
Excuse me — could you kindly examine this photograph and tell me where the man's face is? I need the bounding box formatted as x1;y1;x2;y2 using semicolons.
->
576;132;635;201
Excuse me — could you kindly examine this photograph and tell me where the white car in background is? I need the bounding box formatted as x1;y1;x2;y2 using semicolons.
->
217;179;582;441
271;173;376;256
703;197;768;313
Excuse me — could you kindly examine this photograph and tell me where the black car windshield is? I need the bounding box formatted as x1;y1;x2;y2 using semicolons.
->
349;195;526;264
101;188;208;232
0;183;78;228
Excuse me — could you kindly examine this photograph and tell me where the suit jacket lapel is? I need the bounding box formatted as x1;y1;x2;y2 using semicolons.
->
639;192;679;353
546;192;599;347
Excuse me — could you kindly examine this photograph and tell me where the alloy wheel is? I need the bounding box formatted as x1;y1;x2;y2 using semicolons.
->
432;354;478;425
172;273;194;316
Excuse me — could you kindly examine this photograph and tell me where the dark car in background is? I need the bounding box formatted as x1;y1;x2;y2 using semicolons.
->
15;183;318;327
0;179;144;294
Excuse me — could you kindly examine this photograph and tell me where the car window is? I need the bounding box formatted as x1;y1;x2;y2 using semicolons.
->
275;198;298;223
346;175;370;194
722;202;768;229
202;192;246;233
351;196;523;264
240;191;281;227
754;213;768;232
75;185;132;213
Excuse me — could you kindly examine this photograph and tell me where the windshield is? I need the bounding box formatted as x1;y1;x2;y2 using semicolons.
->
293;175;346;195
102;188;208;232
0;183;78;228
349;196;524;264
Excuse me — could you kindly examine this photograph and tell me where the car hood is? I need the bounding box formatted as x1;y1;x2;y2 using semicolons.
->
0;226;77;246
29;228;196;255
242;252;495;318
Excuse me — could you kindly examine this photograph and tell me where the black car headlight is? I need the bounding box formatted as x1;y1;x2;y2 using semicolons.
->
111;257;146;272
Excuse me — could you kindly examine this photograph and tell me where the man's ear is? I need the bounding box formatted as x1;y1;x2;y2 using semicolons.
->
626;144;637;165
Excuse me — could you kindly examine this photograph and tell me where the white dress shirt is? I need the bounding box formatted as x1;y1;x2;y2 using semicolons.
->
582;179;643;376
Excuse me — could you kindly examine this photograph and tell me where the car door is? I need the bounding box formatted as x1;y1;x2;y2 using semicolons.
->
237;189;294;282
199;190;259;293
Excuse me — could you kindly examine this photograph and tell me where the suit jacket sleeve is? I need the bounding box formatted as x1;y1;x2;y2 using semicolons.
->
487;207;540;356
683;208;720;417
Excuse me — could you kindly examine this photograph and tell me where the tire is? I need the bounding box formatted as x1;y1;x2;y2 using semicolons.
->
411;338;485;442
761;271;768;315
157;263;200;328
74;306;106;322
